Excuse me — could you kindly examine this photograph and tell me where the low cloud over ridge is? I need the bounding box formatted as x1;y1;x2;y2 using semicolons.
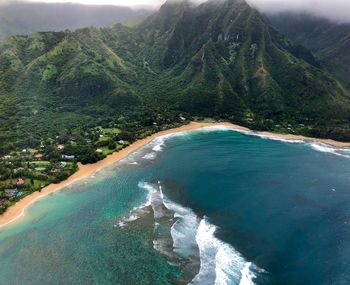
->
247;0;350;23
1;0;349;23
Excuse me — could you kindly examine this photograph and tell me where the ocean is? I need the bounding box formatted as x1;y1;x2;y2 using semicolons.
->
0;127;350;285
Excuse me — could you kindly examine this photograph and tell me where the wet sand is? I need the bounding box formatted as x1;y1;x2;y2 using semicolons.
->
1;121;349;228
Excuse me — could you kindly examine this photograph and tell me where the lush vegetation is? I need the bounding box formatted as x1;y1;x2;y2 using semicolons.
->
0;106;189;213
267;12;350;90
1;0;350;213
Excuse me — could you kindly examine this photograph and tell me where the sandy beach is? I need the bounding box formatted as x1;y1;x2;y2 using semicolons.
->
1;121;349;229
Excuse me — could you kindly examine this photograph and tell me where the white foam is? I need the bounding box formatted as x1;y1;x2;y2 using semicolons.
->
198;126;234;132
116;213;140;228
188;125;305;145
147;132;189;154
152;137;166;152
137;181;264;284
120;136;169;163
153;239;170;255
153;144;163;152
126;214;139;222
138;181;168;219
138;181;157;207
199;126;350;158
251;134;304;144
165;199;199;257
309;143;350;159
190;218;263;285
239;262;263;285
122;125;350;168
115;182;160;229
138;181;200;258
142;152;157;160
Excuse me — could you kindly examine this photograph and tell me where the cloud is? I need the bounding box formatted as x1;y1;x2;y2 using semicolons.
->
0;0;14;4
18;0;163;8
2;0;350;23
246;0;350;23
21;0;207;8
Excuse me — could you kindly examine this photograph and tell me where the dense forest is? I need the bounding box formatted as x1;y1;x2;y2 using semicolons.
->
267;12;350;90
1;0;350;212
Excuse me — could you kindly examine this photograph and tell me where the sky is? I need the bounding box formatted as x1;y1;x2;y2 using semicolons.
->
247;0;350;23
1;0;350;22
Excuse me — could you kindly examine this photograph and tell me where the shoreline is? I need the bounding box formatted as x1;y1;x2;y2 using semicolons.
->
1;121;350;229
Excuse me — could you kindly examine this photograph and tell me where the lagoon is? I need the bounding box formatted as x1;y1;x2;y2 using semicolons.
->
1;128;350;284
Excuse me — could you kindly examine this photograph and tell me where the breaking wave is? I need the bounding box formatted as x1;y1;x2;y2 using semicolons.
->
121;125;350;166
190;218;264;285
142;152;157;160
140;134;178;160
309;143;350;159
135;181;264;285
199;126;350;159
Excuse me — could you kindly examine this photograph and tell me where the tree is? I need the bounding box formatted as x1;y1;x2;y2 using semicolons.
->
108;140;116;150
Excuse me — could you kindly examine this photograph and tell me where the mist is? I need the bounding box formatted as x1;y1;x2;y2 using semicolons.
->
247;0;350;23
1;0;350;23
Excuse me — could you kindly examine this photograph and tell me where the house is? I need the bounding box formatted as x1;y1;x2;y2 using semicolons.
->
62;155;75;160
17;178;25;186
0;199;7;206
96;149;103;153
35;153;43;159
35;167;47;172
59;162;67;168
4;189;18;198
13;167;24;174
57;144;65;150
3;155;11;159
118;140;125;145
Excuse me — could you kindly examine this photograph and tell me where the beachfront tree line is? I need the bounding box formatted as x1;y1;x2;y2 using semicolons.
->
0;108;190;214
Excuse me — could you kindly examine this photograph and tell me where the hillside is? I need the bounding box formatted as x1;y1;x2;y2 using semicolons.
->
0;1;152;40
1;0;350;156
267;12;350;90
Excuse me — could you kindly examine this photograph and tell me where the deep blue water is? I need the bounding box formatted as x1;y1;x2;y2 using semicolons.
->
1;127;350;285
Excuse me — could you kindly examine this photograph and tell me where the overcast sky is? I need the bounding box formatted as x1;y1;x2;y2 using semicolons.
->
248;0;350;23
1;0;350;22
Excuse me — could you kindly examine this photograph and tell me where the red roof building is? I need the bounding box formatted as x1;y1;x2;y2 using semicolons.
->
35;153;43;159
57;144;65;150
17;178;25;186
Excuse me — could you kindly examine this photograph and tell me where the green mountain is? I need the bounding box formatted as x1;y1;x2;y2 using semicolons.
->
1;0;350;155
266;12;350;90
0;1;152;40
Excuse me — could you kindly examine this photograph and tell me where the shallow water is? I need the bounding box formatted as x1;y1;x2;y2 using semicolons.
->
1;128;350;285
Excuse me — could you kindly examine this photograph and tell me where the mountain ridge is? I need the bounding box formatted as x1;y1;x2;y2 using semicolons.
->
1;0;350;155
266;12;350;90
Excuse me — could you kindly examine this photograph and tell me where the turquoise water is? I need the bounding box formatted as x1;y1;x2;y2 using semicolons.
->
1;127;350;285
